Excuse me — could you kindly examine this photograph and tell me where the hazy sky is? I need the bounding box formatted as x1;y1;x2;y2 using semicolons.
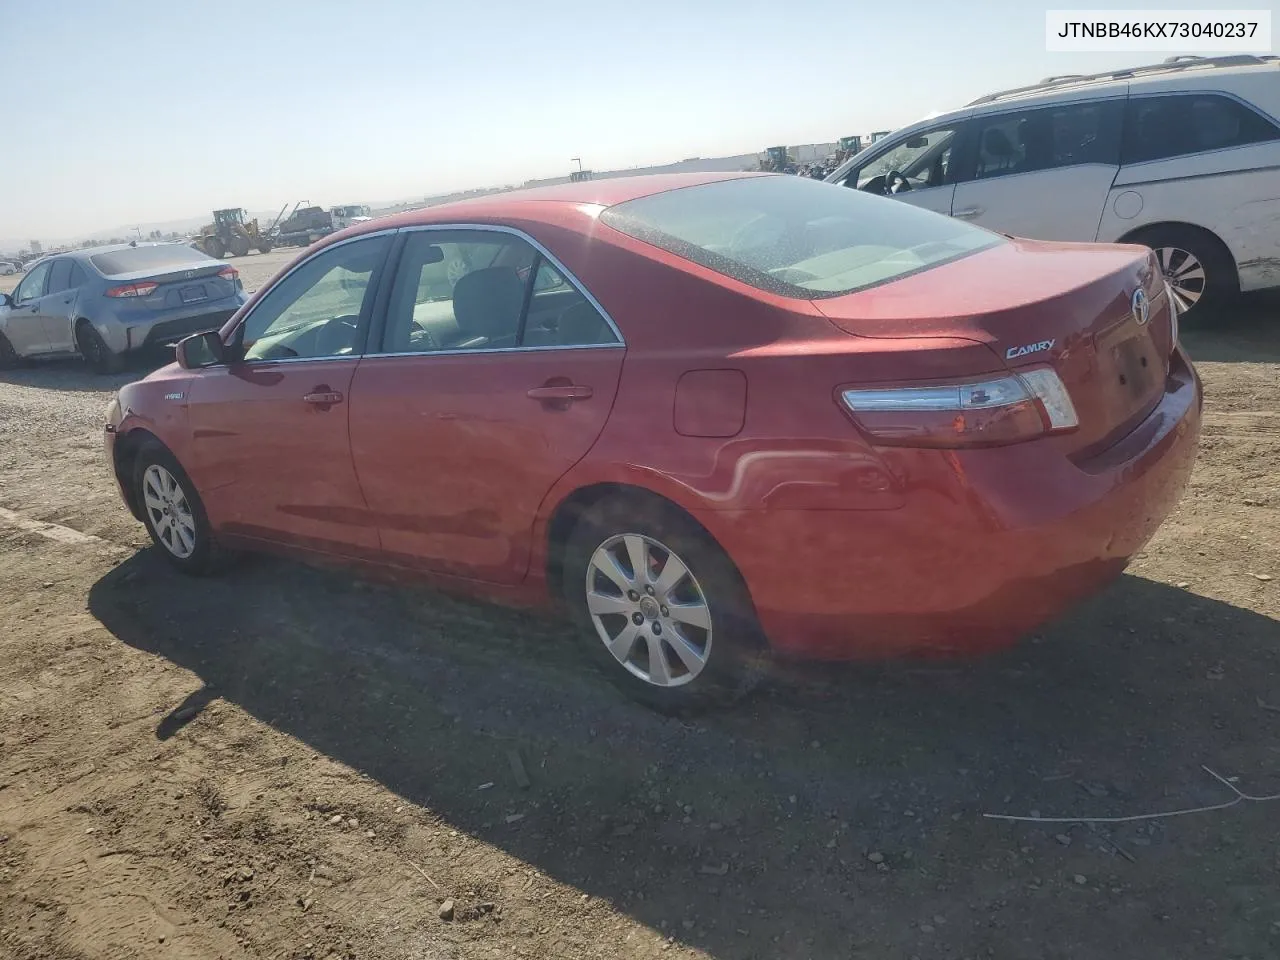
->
0;0;1268;242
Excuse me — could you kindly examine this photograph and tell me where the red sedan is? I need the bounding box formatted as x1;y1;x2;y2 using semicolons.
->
104;173;1201;710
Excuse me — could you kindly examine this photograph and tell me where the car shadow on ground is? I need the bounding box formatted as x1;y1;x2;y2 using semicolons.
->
1180;291;1280;364
88;549;1280;958
0;348;171;392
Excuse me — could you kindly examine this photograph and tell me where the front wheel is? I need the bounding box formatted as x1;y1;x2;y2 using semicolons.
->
0;330;19;368
132;440;232;576
562;497;768;712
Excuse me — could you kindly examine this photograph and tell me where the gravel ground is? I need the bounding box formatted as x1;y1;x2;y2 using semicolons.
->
0;285;1278;960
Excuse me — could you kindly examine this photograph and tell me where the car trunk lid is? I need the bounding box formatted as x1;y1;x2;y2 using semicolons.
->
813;238;1175;456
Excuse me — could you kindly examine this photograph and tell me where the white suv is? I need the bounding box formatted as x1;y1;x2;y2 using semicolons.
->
825;54;1280;319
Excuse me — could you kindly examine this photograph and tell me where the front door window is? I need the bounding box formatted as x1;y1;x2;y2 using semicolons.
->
14;261;51;304
845;126;960;194
238;235;391;361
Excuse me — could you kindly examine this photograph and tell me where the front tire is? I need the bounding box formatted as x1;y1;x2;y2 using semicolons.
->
76;321;124;374
562;496;768;712
132;440;231;576
0;330;19;368
1130;225;1237;322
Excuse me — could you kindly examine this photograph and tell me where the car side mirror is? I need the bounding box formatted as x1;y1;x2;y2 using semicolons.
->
0;293;11;308
175;330;226;369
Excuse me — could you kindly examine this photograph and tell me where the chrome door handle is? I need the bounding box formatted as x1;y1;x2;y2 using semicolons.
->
303;390;344;405
527;384;592;401
954;206;984;219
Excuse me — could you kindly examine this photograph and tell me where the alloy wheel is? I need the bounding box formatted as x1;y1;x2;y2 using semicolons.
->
142;464;197;560
1154;246;1206;313
585;533;712;687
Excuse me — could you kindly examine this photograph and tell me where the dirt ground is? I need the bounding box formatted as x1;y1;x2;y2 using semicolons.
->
1;265;1278;960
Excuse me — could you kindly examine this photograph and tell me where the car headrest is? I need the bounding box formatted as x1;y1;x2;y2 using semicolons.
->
452;267;523;339
983;127;1015;157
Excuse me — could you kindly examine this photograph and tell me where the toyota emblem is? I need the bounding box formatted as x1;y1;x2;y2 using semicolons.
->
1131;288;1150;326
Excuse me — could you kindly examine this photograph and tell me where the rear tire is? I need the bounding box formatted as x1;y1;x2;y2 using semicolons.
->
0;330;18;369
75;321;124;374
562;495;769;713
256;242;273;254
132;439;233;576
1128;224;1237;322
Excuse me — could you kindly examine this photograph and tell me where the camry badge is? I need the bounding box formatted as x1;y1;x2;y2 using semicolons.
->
1005;339;1055;361
1131;288;1150;326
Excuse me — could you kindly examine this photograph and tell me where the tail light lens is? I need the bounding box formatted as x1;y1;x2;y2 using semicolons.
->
104;281;159;298
218;266;239;282
840;368;1078;448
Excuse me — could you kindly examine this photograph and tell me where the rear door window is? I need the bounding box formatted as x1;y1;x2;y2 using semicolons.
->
1122;94;1280;164
46;260;74;295
969;101;1122;180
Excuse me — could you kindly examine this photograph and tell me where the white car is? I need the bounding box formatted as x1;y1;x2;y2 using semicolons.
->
0;262;15;276
826;54;1280;318
331;204;373;231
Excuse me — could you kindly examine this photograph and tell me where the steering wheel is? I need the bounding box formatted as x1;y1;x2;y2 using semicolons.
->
885;171;912;195
316;315;361;355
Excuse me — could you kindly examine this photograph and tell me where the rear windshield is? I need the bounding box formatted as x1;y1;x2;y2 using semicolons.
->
89;245;215;276
599;175;1003;299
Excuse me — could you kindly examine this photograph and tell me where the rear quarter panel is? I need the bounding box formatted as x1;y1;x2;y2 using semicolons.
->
1100;142;1280;291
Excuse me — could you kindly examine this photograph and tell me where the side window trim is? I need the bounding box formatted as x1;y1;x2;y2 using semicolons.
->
362;222;625;358
227;229;399;365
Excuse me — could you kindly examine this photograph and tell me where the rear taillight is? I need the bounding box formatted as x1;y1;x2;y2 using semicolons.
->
840;368;1078;448
218;266;239;282
104;281;159;298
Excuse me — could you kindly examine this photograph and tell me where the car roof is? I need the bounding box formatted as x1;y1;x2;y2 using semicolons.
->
966;54;1278;110
366;172;759;230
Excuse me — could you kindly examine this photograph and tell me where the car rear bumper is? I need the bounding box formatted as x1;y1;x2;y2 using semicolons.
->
97;296;245;354
697;349;1203;660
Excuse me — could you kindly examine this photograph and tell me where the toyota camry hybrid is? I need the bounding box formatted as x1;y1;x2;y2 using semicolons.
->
104;173;1202;710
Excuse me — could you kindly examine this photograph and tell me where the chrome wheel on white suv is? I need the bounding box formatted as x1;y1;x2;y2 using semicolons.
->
1133;225;1237;322
1153;246;1206;313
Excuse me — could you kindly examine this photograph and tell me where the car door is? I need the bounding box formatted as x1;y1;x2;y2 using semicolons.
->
184;232;394;556
948;96;1125;240
35;259;81;352
4;260;54;355
348;227;625;584
832;120;966;216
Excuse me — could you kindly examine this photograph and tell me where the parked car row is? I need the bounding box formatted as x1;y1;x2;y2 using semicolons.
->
826;54;1280;319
